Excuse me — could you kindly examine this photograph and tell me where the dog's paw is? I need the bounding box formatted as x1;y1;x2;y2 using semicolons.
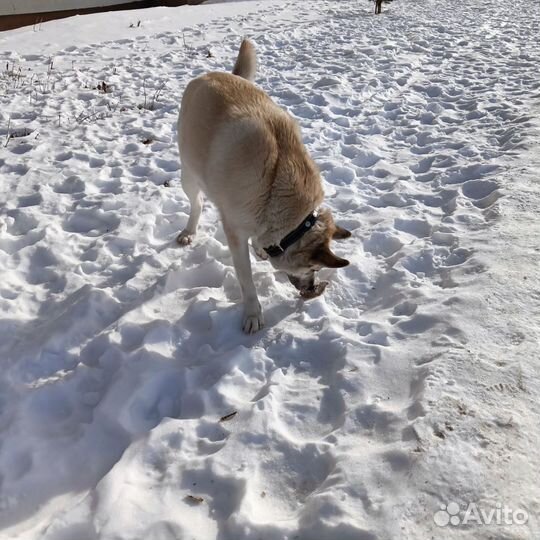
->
242;306;264;334
176;230;195;246
243;313;264;334
253;246;269;261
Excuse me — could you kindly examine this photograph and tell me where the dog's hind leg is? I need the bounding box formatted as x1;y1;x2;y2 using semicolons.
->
177;169;203;246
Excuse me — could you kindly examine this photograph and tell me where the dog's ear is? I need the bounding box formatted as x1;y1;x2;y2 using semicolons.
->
333;225;352;240
312;245;349;268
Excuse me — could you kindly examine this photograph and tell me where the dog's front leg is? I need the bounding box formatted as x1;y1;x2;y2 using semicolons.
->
223;223;264;334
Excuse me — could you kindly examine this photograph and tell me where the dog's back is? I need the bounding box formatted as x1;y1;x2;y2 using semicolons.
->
179;38;266;171
178;41;322;236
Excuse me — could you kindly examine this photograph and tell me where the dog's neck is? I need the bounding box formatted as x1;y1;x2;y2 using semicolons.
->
254;133;324;248
255;208;313;247
255;191;323;249
263;211;318;256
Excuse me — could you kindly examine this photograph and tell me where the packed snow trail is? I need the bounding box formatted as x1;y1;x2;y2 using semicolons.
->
0;0;539;538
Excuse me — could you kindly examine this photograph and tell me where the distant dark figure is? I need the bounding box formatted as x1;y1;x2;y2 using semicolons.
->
372;0;393;14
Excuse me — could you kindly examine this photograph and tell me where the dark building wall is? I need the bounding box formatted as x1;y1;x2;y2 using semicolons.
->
0;0;204;32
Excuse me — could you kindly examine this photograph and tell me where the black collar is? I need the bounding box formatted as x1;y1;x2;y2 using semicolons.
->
263;211;318;258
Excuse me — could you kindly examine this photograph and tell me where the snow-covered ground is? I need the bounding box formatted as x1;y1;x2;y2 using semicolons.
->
1;0;539;538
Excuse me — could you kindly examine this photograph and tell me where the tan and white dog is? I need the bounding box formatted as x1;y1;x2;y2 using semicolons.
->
176;39;351;333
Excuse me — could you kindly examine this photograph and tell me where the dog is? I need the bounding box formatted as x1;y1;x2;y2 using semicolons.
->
176;39;351;333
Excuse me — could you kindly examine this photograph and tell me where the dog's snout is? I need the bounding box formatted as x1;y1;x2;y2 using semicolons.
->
287;272;315;292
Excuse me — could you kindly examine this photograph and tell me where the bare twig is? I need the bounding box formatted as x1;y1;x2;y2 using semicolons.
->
4;117;11;147
219;411;238;422
150;82;166;110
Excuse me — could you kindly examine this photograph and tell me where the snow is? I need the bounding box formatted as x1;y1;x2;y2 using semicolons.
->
1;0;539;538
0;1;276;54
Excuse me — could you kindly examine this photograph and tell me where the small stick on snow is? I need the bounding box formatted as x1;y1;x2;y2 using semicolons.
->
185;495;204;504
219;411;238;422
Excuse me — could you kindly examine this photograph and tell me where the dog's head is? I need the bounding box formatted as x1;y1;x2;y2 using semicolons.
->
268;208;351;294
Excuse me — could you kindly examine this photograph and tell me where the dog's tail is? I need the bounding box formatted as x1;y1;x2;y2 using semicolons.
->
232;39;257;82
